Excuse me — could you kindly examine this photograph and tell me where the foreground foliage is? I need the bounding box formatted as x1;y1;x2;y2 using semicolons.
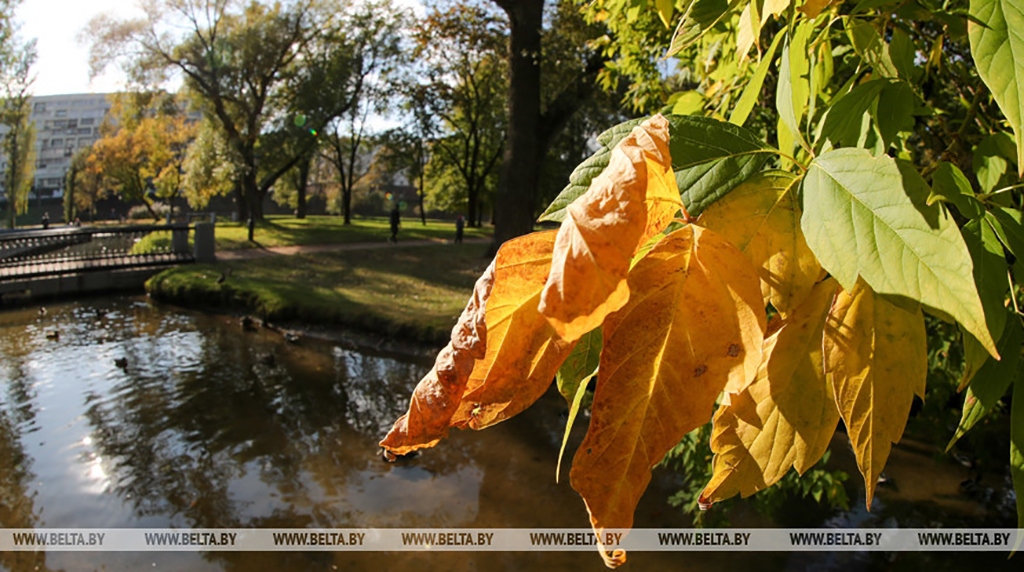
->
381;1;1024;567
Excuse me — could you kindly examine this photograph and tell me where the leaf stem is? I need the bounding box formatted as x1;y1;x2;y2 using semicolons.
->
1010;269;1022;318
771;147;808;173
979;183;1024;201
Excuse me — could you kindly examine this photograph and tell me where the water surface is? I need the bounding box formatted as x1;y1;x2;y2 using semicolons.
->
0;297;1017;571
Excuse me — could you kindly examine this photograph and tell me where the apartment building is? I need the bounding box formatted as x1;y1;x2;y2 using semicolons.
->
0;93;112;201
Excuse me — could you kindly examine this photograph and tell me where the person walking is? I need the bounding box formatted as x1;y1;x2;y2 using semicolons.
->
455;214;465;244
389;205;401;243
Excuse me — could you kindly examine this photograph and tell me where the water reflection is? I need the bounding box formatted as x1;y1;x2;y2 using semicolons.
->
0;297;1017;572
0;298;695;571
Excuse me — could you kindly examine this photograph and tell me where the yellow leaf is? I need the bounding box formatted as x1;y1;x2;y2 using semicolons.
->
540;114;681;343
701;278;841;505
379;257;495;458
798;0;832;18
450;230;575;429
655;0;674;28
737;2;762;62
824;280;927;508
569;225;765;565
762;0;792;25
697;171;821;317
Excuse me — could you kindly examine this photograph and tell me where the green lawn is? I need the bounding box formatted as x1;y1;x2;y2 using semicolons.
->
146;242;492;344
213;215;492;250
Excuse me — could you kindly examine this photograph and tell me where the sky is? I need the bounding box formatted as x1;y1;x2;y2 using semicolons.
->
16;0;424;97
16;0;145;96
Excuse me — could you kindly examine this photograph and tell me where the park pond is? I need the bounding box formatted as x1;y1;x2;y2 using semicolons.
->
0;296;1018;571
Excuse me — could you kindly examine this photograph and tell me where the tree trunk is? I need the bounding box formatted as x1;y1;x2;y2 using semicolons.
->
418;162;426;225
296;155;310;219
243;168;261;241
491;0;544;252
343;187;352;225
468;184;480;228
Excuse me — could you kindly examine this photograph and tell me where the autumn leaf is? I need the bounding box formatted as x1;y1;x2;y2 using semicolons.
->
539;114;681;343
378;258;495;458
450;230;575;429
380;231;573;455
799;0;833;18
823;280;927;508
701;278;840;505
697;171;821;317
736;1;761;61
569;225;765;567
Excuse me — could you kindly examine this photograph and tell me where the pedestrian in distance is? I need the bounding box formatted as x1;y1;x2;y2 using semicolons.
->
455;214;465;244
41;212;49;230
389;205;401;243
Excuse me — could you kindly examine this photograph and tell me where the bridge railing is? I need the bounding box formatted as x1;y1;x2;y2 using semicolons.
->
0;224;195;281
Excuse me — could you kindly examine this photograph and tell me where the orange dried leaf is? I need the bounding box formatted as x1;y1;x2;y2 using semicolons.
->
701;278;840;505
539;113;681;343
824;280;927;508
451;230;575;429
379;258;495;457
569;225;765;564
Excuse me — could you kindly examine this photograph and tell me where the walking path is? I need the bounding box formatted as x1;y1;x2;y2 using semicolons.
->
215;237;492;261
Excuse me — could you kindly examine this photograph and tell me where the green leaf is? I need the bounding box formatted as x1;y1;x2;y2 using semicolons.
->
847;19;899;78
540;118;645;223
969;0;1024;177
670;91;705;115
928;162;985;220
947;313;1021;450
815;80;887;151
597;117;646;147
801;148;998;357
973;132;1020;193
959;218;1010;389
889;28;917;81
1012;357;1024;531
730;30;785;127
556;327;602;403
555;328;602;484
986;207;1024;279
667;0;743;57
874;81;916;151
541;115;770;223
777;22;813;150
669;115;773;217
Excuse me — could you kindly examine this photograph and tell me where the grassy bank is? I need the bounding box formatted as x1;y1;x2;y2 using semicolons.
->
214;215;491;251
146;242;491;344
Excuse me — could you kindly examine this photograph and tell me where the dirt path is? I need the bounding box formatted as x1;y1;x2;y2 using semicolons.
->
215;237;491;261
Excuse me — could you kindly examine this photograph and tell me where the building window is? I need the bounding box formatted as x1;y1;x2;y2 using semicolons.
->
34;102;45;113
80;118;94;126
55;109;67;117
51;138;63;147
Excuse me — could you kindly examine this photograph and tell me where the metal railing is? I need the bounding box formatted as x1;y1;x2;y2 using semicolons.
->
0;224;195;281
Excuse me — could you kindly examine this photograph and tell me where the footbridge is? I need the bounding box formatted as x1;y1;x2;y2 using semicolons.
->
0;223;214;304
